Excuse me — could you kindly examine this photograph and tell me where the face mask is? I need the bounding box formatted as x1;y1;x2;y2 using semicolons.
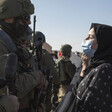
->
81;40;96;57
15;22;28;38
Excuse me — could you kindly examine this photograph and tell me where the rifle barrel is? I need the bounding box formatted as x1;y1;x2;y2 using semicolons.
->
32;15;36;54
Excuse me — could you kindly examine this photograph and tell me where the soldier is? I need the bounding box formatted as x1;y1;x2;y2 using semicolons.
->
34;31;60;112
56;44;76;103
0;0;46;112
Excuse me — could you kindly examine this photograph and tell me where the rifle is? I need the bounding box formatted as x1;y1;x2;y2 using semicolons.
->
32;30;46;110
32;40;42;111
34;39;54;111
32;15;53;111
31;15;41;111
32;15;36;55
5;53;18;96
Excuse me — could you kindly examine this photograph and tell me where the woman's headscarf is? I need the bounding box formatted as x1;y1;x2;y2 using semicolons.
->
84;23;112;75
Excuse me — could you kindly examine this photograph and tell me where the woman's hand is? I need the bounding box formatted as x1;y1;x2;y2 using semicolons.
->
80;54;91;77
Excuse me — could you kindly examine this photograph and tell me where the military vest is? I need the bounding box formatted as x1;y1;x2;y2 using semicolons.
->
56;56;71;84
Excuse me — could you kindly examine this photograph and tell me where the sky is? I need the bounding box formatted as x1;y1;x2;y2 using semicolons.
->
30;0;112;52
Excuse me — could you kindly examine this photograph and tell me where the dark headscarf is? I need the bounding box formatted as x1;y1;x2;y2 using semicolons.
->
84;23;112;75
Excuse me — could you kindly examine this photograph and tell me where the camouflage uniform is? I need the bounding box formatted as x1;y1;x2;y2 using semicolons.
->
56;44;76;103
0;0;42;111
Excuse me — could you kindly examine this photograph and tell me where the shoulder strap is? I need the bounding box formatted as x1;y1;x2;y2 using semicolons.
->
0;29;17;52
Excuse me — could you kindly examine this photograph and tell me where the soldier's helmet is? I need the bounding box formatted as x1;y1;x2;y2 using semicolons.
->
35;31;46;44
60;44;72;56
0;0;34;19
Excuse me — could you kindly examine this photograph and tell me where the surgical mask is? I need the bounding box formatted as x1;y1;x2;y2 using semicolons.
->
81;40;96;57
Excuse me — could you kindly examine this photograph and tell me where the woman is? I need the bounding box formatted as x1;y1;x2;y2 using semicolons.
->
70;23;112;112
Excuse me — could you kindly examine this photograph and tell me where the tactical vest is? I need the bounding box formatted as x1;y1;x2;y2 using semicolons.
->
56;57;71;85
0;29;35;73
